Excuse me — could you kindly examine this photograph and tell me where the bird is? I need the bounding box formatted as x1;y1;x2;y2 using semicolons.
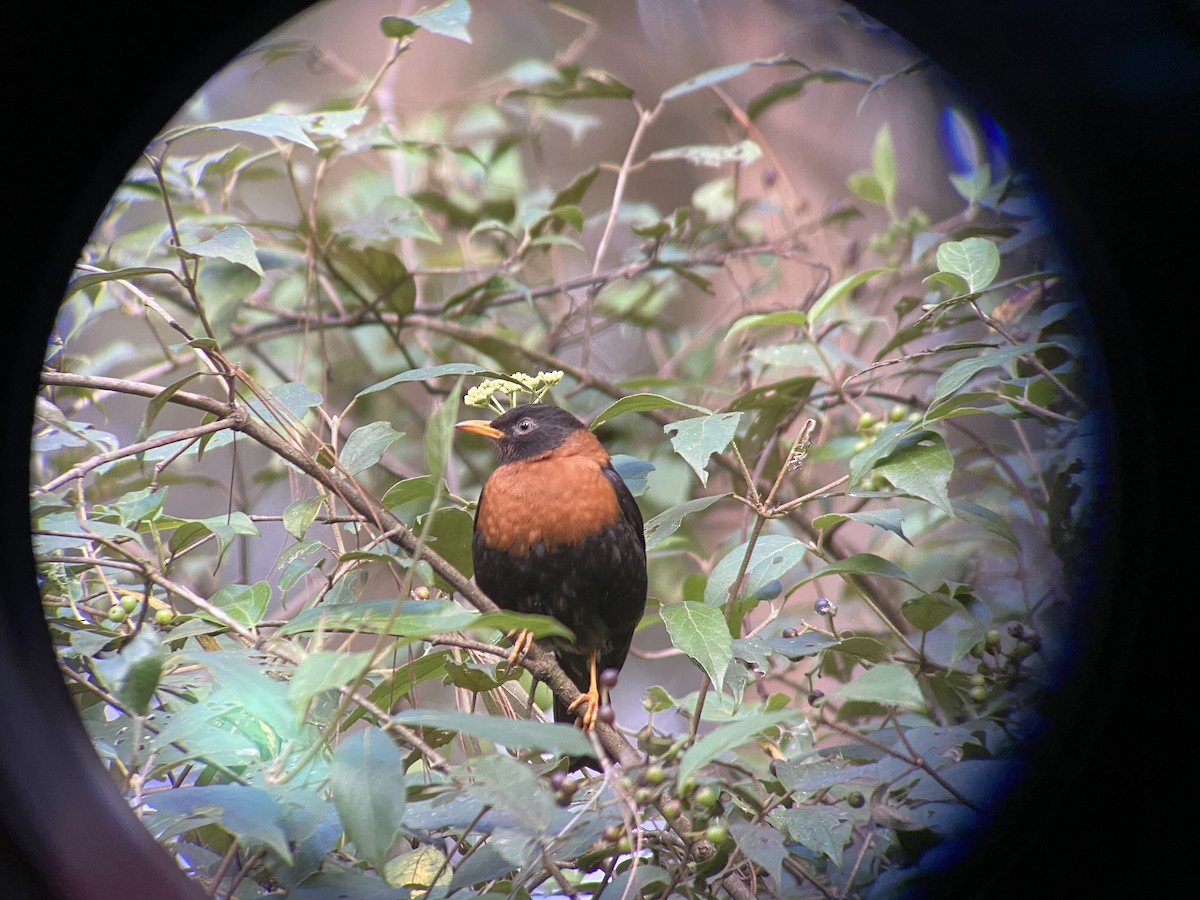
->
455;403;647;731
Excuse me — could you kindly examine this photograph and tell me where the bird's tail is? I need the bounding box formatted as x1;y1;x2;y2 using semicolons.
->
553;652;590;724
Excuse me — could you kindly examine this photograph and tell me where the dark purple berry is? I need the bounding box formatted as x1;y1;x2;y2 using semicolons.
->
814;597;833;616
599;667;620;689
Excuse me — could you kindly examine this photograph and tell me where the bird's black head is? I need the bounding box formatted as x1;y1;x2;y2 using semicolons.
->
456;403;590;464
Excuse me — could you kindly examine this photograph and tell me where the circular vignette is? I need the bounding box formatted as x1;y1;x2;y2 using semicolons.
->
5;2;1195;898
5;4;314;897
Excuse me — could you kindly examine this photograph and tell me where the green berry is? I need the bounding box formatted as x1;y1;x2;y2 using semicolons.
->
106;606;127;623
857;412;875;431
969;685;988;703
120;596;139;613
693;786;719;810
705;822;729;845
888;404;908;422
154;608;174;626
985;629;1002;648
642;765;666;786
846;791;865;809
969;673;986;687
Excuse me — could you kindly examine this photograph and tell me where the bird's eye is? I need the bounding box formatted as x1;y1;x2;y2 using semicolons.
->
516;418;535;433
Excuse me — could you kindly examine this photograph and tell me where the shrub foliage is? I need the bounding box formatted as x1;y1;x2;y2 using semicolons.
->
33;2;1098;896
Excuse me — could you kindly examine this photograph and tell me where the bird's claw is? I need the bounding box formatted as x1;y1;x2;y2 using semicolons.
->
567;686;601;732
505;628;535;669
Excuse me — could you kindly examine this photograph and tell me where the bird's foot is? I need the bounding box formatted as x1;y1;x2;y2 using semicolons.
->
567;685;601;732
504;628;535;669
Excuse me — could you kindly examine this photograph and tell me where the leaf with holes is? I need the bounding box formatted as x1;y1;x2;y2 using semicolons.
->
665;412;743;487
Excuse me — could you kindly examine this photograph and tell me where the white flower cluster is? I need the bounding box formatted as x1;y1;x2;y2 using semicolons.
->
463;370;564;412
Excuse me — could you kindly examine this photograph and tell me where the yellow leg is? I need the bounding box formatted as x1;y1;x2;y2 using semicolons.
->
566;651;601;731
506;628;535;668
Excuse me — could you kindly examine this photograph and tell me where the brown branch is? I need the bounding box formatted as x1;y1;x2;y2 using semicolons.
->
38;368;639;768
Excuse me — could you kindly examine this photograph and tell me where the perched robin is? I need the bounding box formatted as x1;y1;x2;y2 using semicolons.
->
455;403;647;731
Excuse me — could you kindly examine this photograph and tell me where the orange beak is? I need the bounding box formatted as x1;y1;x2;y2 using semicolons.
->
455;420;505;440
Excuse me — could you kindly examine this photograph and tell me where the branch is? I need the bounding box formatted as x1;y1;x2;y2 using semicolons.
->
39;368;640;768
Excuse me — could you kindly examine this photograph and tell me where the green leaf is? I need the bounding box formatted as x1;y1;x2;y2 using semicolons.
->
283;496;324;541
355;363;493;399
660;56;789;101
281;598;476;637
664;412;743;487
424;388;461;482
871;124;897;211
900;594;960;631
772;805;852;866
181;225;264;276
189;650;299;745
934;237;1000;293
830;663;926;711
345;196;439;244
550;167;600;208
244;382;324;426
144;784;292;863
381;476;438;511
64;266;177;298
610;454;654;495
676;709;797;785
417;506;475;586
922;270;970;294
206;581;272;627
288;651;373;717
163;511;259;566
847;420;913;485
644;495;724;551
812;509;910;545
730;822;786;886
874;431;955;517
161;112;319;151
660;602;733;691
92;627;164;714
648;140;762;168
847;170;884;205
726;310;807;338
279;598;572;642
330;729;407;872
747;68;870;119
952;499;1017;546
137;372;205;441
590;393;710;430
389;709;593;757
406;0;472;42
808;267;893;326
766;631;840;660
795;553;916;588
930;342;1047;404
340;421;404;476
704;534;807;605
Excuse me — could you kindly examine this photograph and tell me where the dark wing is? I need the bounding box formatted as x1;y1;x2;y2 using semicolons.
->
595;462;647;672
